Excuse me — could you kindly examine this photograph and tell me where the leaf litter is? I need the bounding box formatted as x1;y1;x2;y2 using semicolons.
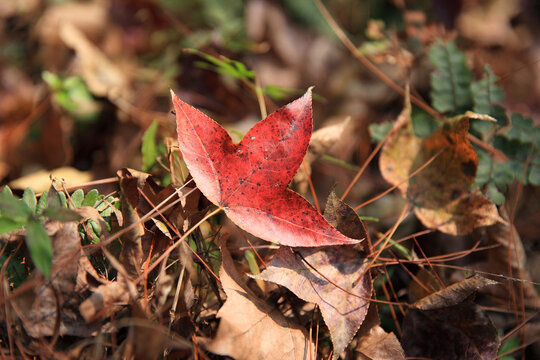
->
379;89;502;235
253;191;370;358
1;1;539;359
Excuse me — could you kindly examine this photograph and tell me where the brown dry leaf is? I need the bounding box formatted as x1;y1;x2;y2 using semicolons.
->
79;281;130;323
457;0;530;50
60;22;131;102
402;303;499;360
201;244;310;360
294;116;354;194
254;192;369;358
355;301;405;360
412;275;498;310
15;221;100;337
117;168;146;278
323;190;368;241
402;275;499;360
35;0;107;47
254;246;370;358
379;91;501;235
116;168;207;268
356;325;405;360
408;268;443;303
9;166;92;193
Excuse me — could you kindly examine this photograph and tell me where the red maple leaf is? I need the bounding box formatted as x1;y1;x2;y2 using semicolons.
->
172;89;361;247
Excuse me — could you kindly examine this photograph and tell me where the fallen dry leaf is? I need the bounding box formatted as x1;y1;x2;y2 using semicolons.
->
202;244;310;360
402;275;500;360
8;166;92;193
60;22;131;102
254;246;370;358
412;275;498;310
15;221;100;337
117;168;146;279
457;0;529;50
79;281;130;323
173;89;360;247
294;116;354;194
379;91;501;235
254;192;369;357
355;300;405;360
356;325;405;360
35;0;107;47
402;303;499;360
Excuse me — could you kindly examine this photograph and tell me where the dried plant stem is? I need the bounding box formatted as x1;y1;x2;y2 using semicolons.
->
140;206;223;283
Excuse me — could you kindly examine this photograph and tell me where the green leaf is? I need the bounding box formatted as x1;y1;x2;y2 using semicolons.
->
142;120;159;171
411;109;440;138
70;189;84;208
244;250;260;276
22;188;37;214
36;190;49;214
58;191;67;207
507;114;537;144
529;164;540;185
82;189;99;207
486;182;505;205
42;207;82;222
498;336;520;359
0;218;24;234
369;122;393;143
0;192;33;222
96;196;116;217
25;220;53;278
471;64;505;115
429;39;472;113
474;149;492;187
1;186;13;195
47;186;62;209
188;49;254;81
0;252;26;288
42;71;62;91
263;85;298;101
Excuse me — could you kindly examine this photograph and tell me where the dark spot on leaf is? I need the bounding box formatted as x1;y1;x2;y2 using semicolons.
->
451;189;461;200
461;160;476;178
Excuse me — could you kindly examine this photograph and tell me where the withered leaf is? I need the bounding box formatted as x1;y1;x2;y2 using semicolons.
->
202;244;310;360
402;276;500;360
16;221;100;337
379;91;500;235
254;192;370;357
355;300;405;360
402;303;499;360
412;275;498;310
294;116;354;194
60;23;131;102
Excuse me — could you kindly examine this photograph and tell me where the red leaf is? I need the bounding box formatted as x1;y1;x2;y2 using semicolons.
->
172;89;360;247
